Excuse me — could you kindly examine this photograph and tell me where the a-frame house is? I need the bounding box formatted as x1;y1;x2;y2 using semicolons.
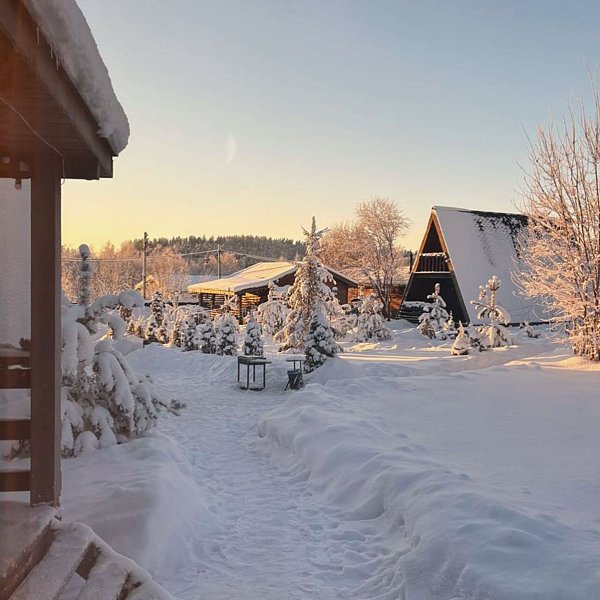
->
400;206;546;325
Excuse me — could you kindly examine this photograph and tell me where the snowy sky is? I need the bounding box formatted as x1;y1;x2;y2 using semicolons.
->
62;0;600;251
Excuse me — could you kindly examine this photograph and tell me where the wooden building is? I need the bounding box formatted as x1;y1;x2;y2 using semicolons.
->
0;4;171;598
399;206;547;325
188;260;358;320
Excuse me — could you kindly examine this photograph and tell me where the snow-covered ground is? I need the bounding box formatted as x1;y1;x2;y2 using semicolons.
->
4;323;599;599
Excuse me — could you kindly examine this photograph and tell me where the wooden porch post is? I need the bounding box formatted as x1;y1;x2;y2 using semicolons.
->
30;152;61;507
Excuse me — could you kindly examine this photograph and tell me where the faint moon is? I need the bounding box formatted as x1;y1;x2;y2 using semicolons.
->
226;134;237;164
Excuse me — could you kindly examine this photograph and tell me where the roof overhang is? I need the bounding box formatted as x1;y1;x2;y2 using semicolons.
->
0;1;115;180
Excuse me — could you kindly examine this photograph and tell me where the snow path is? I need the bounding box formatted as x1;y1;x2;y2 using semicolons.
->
137;348;400;599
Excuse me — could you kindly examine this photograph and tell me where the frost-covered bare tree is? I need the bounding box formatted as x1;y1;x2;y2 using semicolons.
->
321;198;410;319
517;84;600;361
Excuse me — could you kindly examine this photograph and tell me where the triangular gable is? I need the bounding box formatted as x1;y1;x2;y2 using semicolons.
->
433;206;546;324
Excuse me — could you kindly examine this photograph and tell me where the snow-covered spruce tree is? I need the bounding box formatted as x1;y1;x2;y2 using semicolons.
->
77;243;95;331
198;316;217;354
442;312;458;339
517;83;600;361
243;312;264;357
276;217;337;352
182;316;199;351
150;291;167;327
256;282;289;336
470;275;512;348
417;308;436;339
451;322;470;355
304;309;338;372
421;282;449;339
355;293;392;342
144;313;160;344
215;309;239;356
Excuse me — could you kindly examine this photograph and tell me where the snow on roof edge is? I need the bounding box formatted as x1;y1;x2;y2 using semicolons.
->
187;260;359;295
22;0;130;155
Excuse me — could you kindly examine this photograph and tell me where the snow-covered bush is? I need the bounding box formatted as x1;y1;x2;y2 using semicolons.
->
215;311;239;356
355;294;392;342
470;276;512;348
277;217;338;352
451;322;470;355
521;321;541;339
418;283;449;339
305;310;338;372
256;282;289;336
243;312;264;357
59;246;175;457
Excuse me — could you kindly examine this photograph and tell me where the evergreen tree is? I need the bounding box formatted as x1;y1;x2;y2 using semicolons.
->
418;283;449;339
145;313;160;344
442;312;458;339
243;312;264;356
182;316;199;351
417;308;436;339
470;275;512;348
215;310;239;356
451;322;470;355
276;217;337;351
256;282;289;336
198;317;217;354
355;294;392;342
150;291;166;327
305;310;338;372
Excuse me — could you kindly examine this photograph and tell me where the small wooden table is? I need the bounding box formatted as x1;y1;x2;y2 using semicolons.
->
237;356;271;390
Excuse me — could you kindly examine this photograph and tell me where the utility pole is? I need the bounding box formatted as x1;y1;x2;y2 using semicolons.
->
217;244;222;279
142;231;148;301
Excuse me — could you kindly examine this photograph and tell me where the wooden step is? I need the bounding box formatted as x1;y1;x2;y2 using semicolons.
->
0;502;56;600
11;523;92;600
76;554;128;600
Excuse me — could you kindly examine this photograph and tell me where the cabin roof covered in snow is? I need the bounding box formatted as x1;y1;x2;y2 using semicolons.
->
187;261;357;295
433;206;545;323
21;0;129;155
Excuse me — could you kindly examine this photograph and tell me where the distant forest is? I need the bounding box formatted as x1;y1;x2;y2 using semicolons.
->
131;234;305;275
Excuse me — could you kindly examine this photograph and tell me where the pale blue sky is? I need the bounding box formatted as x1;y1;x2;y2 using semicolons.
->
63;0;600;250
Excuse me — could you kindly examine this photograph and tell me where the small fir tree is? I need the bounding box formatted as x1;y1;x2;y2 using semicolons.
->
442;312;458;339
150;291;166;327
198;318;217;354
470;275;512;348
145;313;160;344
243;312;264;357
256;282;289;336
215;310;239;356
417;308;436;339
451;322;470;355
355;294;392;342
417;283;449;339
182;316;199;351
304;309;338;372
